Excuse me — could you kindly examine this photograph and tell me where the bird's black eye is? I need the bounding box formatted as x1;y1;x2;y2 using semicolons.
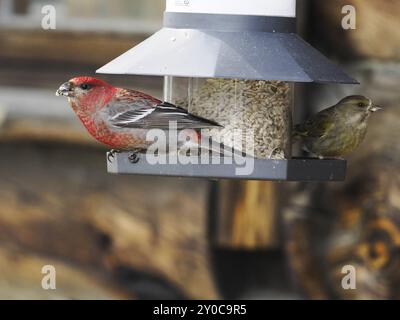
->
80;83;91;90
358;102;365;107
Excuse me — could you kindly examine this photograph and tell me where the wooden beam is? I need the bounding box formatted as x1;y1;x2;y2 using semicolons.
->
0;29;146;66
210;180;279;249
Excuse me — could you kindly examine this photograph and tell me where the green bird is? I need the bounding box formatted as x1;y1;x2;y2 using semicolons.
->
293;95;382;159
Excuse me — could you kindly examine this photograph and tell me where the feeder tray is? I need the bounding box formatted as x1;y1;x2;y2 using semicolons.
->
97;0;358;181
107;152;346;182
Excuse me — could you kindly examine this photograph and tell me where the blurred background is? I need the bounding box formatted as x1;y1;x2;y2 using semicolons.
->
0;0;399;299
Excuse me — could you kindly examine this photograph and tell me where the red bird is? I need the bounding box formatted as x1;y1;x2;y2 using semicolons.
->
56;76;222;162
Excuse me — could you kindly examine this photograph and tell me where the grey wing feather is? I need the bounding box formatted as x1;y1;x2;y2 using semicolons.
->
294;107;336;139
110;102;222;130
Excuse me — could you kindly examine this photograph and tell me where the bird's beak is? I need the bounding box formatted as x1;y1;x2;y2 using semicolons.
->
370;104;383;112
56;82;72;97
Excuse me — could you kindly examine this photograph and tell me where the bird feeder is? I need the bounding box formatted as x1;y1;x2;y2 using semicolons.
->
97;0;357;181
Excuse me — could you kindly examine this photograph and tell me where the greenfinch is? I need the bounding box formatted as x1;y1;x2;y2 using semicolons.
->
293;96;382;159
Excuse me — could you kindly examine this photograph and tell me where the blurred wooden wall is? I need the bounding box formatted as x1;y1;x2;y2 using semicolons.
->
309;0;400;61
284;0;400;299
0;142;218;299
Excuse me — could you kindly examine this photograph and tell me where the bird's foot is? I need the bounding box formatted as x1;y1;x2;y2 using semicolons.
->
107;149;121;163
128;149;144;164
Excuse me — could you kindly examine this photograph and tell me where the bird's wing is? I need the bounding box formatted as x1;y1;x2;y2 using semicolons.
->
109;101;222;130
294;108;335;138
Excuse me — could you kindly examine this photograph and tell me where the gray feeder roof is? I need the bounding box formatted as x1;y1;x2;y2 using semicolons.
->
97;28;358;84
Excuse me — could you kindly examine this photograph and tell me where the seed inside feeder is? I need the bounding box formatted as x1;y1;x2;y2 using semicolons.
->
165;77;293;159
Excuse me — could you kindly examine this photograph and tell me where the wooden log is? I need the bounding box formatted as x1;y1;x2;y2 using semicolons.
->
0;29;146;66
310;0;400;60
0;246;128;299
0;119;96;146
211;180;279;249
0;142;217;299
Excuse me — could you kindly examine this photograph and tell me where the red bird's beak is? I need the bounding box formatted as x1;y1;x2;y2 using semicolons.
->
56;82;72;97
